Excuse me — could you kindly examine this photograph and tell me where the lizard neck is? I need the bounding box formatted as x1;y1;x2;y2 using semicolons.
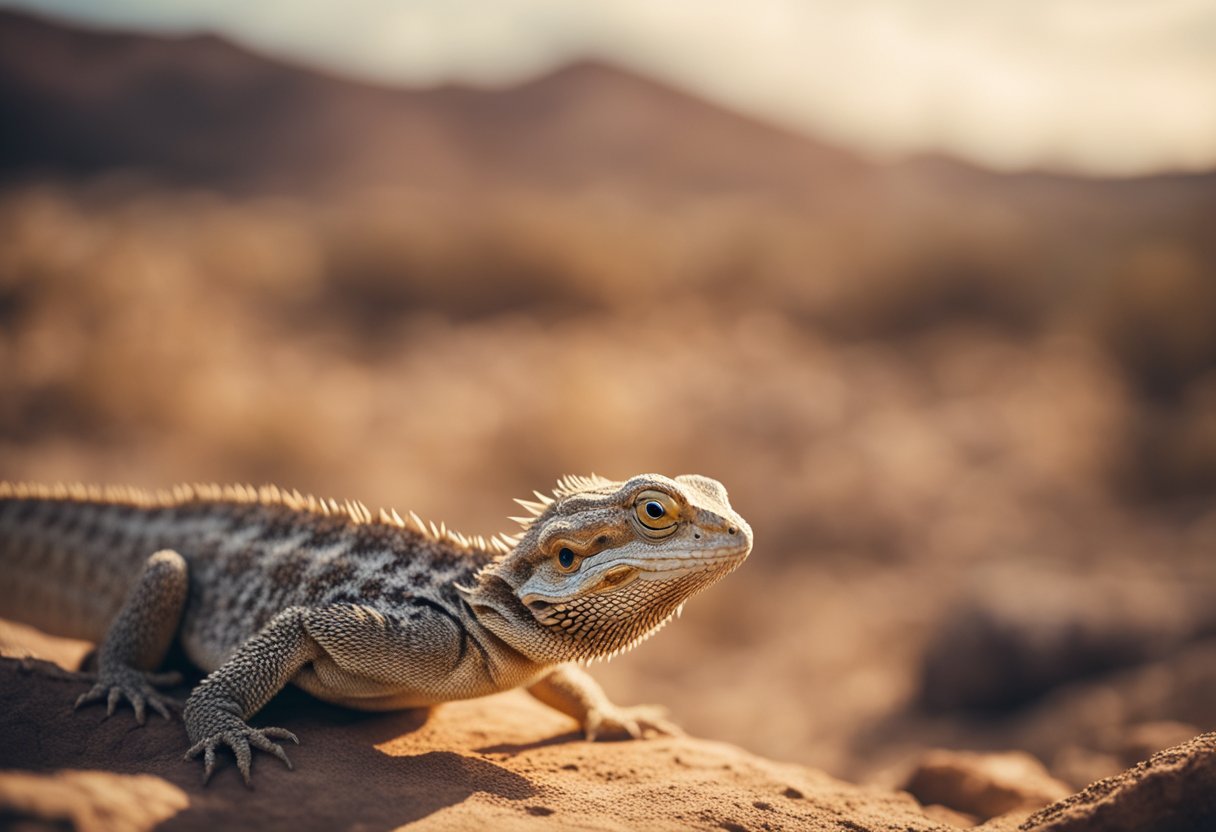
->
461;574;577;666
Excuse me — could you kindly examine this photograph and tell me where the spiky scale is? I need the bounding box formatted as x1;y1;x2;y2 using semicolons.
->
513;497;547;517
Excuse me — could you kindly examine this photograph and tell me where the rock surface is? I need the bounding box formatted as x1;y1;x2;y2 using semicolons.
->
904;750;1070;822
2;645;1212;831
0;657;953;832
1020;732;1216;832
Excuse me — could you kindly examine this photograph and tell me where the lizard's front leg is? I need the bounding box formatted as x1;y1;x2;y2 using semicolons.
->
183;606;319;786
73;549;188;724
527;663;682;741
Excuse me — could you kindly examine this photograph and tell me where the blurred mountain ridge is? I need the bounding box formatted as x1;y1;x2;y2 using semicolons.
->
4;7;1213;199
0;7;870;196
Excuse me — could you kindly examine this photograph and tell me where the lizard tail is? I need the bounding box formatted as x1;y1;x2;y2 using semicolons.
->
0;492;151;642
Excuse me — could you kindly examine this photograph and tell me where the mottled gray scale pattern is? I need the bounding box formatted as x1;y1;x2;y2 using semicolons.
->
1;493;491;662
168;502;492;665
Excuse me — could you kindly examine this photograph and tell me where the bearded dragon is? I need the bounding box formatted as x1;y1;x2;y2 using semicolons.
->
0;473;751;785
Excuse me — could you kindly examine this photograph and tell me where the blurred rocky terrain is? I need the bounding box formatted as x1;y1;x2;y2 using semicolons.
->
1;6;1214;809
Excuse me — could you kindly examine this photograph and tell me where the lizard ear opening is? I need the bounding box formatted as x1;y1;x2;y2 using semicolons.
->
522;597;560;627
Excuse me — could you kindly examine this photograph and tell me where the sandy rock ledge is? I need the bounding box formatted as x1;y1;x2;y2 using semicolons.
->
3;658;1213;832
0;657;950;832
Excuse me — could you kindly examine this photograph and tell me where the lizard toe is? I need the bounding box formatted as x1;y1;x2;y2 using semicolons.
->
633;712;683;739
75;666;183;724
185;735;235;785
231;735;253;787
105;686;124;718
582;710;604;742
248;730;294;770
185;726;299;786
260;726;300;745
586;704;682;741
200;743;217;784
73;683;107;711
147;694;176;721
130;691;148;725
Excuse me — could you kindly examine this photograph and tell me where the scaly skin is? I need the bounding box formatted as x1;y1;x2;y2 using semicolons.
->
0;474;752;786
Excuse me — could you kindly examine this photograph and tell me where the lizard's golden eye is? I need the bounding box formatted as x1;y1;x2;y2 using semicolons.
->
634;490;679;537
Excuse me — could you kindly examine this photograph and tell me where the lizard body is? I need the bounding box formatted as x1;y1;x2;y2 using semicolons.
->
0;474;752;785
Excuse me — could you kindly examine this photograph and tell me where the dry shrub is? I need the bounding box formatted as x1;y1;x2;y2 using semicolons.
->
3;177;1211;550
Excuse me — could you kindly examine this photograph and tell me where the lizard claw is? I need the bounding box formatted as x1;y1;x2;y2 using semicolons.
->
583;703;684;742
73;666;183;725
185;726;299;787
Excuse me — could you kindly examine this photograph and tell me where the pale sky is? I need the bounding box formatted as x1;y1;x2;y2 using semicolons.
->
7;0;1216;176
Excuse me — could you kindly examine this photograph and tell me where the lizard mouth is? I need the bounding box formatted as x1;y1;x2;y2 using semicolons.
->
632;541;752;578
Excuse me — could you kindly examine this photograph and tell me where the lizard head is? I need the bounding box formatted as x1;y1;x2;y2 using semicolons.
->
462;473;752;664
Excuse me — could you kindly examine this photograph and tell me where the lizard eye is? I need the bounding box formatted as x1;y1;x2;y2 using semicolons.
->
557;547;577;570
634;490;679;538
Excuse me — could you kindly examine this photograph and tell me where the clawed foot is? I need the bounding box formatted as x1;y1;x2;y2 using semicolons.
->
583;703;683;741
73;666;184;725
185;725;299;787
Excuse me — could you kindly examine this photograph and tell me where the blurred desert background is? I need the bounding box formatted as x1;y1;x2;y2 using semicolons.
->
2;1;1215;795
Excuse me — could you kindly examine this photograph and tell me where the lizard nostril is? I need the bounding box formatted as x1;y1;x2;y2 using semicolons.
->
728;527;737;535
